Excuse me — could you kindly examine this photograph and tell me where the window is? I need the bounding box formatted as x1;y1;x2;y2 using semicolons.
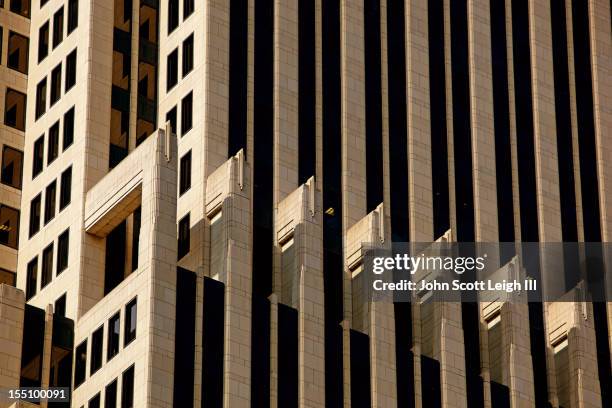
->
7;31;29;74
52;7;64;48
48;121;59;164
59;166;72;209
38;22;49;62
89;393;100;408
32;136;44;178
26;258;37;300
105;379;118;408
168;0;179;33
74;339;87;387
179;150;191;195
35;78;47;119
67;0;78;34
178;213;190;259
54;293;66;317
107;312;120;361
184;0;194;19
0;268;16;286
124;298;137;346
63;107;75;149
182;34;194;76
166;106;177;135
57;229;69;274
44;180;56;224
0;27;3;65
1;146;23;189
90;325;103;374
121;365;134;408
50;64;62;106
41;243;53;288
65;48;77;91
4;88;26;130
166;48;178;91
9;0;30;18
29;194;41;237
181;92;193;136
41;0;49;7
0;204;19;249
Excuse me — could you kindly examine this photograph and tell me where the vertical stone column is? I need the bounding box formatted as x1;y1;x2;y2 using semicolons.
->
439;303;468;408
39;305;54;408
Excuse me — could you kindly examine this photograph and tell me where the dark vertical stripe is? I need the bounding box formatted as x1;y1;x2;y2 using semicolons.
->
349;330;372;408
298;0;316;184
278;304;298;408
428;0;450;240
251;297;271;408
228;0;248;157
420;355;442;408
322;0;344;406
527;302;550;408
394;302;414;408
173;268;196;407
202;276;225;408
490;381;511;408
364;0;384;212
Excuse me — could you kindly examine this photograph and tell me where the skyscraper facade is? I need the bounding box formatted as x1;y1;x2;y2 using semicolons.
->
0;0;610;407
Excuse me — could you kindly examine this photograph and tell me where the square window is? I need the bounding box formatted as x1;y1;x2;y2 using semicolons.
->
41;243;53;288
60;166;72;209
90;325;103;374
74;339;87;387
181;92;193;136
4;88;26;130
38;22;49;62
57;228;69;274
26;257;37;300
179;150;191;195
29;193;41;237
50;64;62;106
1;146;23;189
166;48;178;91
107;312;120;361
63;107;75;150
32;136;44;178
35;78;47;119
44;180;56;224
182;34;194;77
9;0;30;18
178;213;190;259
0;204;19;249
124;298;137;346
65;48;77;91
53;7;64;48
7;31;29;74
67;0;78;34
48;121;59;164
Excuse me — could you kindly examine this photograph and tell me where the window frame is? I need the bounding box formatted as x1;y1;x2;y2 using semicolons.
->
43;180;57;224
52;6;64;48
90;325;104;375
179;150;191;195
1;145;24;190
124;297;137;346
65;48;77;92
107;312;120;361
57;228;69;274
181;91;193;136
0;203;20;249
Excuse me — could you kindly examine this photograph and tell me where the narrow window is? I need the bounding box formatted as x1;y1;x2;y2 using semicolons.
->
50;64;62;106
26;257;37;300
74;339;87;388
63;107;75;150
52;7;64;48
9;0;30;18
184;0;194;19
121;365;135;408
32;136;44;178
29;193;41;237
179;150;191;195
178;213;190;259
65;48;77;91
166;48;178;91
44;180;57;224
105;379;118;408
227;0;248;157
48;121;59;164
7;31;29;74
107;312;120;361
166;106;177;135
168;0;179;33
54;293;66;317
0;204;19;249
1;146;23;189
181;92;193;136
35;78;47;119
4;88;26;130
57;228;69;274
38;22;49;63
41;243;53;288
59;166;72;209
182;34;194;77
89;393;100;408
67;0;78;34
90;325;103;374
124;298;137;346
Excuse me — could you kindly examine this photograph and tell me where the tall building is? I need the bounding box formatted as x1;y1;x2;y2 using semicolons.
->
0;0;610;407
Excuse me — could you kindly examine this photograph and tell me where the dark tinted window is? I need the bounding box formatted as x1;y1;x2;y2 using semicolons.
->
20;306;45;388
107;312;120;360
48;121;59;164
63;106;75;150
44;180;56;224
177;213;190;259
32;136;44;177
182;34;193;77
35;78;47;119
184;0;194;19
173;269;196;406
41;243;53;288
29;193;41;237
54;293;66;316
105;379;118;408
168;0;178;33
52;7;64;48
57;228;69;274
50;63;62;105
1;146;23;189
166;48;178;91
181;92;192;136
89;393;100;408
121;365;134;408
166;106;177;135
4;88;26;130
124;298;137;346
74;339;87;387
9;0;30;18
59;166;72;209
38;22;49;62
90;325;103;374
26;257;37;300
7;31;29;74
66;48;77;91
0;204;19;249
67;0;78;33
179;150;191;195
